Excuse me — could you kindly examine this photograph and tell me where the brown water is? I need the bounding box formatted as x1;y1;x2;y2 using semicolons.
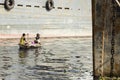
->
0;38;93;80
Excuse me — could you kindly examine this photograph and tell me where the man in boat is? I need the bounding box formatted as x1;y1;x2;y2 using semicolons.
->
19;33;28;46
34;33;40;44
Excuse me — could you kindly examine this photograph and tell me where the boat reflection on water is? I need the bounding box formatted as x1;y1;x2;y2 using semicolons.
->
18;47;70;80
19;49;28;65
18;47;41;65
19;49;28;58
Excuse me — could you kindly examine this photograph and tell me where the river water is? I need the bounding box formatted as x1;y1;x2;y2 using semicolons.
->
0;38;93;80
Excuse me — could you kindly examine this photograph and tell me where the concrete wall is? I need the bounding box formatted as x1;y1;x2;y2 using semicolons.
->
92;0;120;78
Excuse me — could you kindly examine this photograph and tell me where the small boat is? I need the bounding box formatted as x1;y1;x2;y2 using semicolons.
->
19;43;41;50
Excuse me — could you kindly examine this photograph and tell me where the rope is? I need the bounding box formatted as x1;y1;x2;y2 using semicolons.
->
115;0;120;7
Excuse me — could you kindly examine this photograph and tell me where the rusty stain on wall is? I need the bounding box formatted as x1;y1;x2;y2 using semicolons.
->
92;0;120;79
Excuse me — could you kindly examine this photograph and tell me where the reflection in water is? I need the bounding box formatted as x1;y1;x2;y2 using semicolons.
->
18;48;69;80
0;38;92;80
19;50;28;58
19;49;28;65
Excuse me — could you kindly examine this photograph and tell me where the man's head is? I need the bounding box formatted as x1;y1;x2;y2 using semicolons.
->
22;33;25;36
37;33;40;36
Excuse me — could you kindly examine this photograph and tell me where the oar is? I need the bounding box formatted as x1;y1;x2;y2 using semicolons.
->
26;33;30;45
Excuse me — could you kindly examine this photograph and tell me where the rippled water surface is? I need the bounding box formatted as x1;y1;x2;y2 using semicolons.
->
0;38;92;80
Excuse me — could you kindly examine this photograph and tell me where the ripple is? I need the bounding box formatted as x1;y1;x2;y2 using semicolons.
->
0;38;92;80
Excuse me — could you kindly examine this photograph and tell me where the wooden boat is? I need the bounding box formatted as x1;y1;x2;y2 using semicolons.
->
19;43;41;50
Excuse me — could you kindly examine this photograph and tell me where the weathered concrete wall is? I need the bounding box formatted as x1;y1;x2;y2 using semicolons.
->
92;0;120;79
